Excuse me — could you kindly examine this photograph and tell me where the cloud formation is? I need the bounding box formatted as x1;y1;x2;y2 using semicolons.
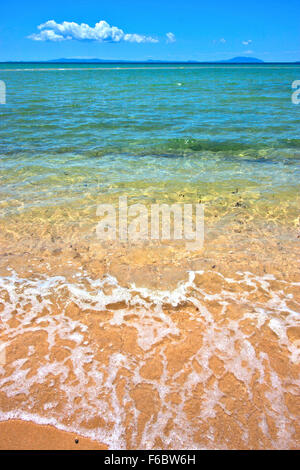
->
242;39;252;45
213;38;226;45
28;20;159;43
166;32;176;43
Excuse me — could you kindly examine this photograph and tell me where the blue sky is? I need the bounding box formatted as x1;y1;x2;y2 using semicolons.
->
0;0;299;62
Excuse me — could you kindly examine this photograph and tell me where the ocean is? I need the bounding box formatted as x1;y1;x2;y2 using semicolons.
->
0;63;299;449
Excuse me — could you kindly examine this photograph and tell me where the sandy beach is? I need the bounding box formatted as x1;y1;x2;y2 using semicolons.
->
0;419;107;450
0;62;299;450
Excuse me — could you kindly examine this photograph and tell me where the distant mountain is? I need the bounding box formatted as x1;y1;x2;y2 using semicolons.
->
5;57;300;65
218;57;264;63
47;58;130;63
46;57;265;64
46;56;265;64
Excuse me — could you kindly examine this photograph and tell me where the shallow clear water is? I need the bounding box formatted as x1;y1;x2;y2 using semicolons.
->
0;64;299;450
0;64;299;217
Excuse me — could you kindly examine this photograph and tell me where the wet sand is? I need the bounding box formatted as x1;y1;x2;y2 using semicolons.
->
0;205;299;450
0;419;107;450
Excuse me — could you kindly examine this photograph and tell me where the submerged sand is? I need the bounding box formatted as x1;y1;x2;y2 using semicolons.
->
0;419;107;450
0;202;299;450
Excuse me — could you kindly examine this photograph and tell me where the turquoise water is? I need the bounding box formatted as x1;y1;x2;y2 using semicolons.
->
0;64;299;218
0;64;300;450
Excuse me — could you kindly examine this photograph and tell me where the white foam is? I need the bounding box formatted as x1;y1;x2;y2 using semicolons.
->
0;269;299;449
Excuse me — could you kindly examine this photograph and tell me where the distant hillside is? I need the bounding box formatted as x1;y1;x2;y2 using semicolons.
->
48;58;129;63
218;57;264;63
5;57;300;65
46;57;265;64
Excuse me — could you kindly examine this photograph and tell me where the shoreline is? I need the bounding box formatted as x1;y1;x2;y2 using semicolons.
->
0;419;107;450
1;419;298;450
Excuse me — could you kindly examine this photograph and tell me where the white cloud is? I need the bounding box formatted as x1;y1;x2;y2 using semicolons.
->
242;39;252;45
212;38;226;45
28;20;159;43
166;32;176;43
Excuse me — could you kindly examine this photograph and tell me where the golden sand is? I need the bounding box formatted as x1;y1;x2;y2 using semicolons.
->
0;203;299;450
0;420;107;450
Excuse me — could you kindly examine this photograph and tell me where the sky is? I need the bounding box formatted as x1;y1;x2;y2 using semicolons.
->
0;0;299;62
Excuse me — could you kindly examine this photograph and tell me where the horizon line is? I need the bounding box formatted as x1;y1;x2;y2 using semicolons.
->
1;60;300;64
